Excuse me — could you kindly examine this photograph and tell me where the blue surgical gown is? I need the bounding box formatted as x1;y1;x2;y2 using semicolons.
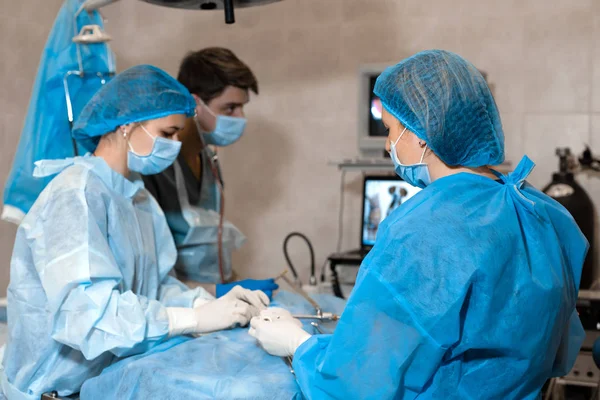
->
1;155;213;400
292;156;587;400
2;0;115;223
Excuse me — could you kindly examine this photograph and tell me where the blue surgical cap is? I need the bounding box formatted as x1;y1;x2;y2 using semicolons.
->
374;50;504;167
72;65;196;152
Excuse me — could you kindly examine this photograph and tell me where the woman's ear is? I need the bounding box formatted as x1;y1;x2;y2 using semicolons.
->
119;123;135;137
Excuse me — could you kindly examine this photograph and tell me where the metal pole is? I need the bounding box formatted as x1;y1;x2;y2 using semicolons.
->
82;0;121;12
224;0;235;24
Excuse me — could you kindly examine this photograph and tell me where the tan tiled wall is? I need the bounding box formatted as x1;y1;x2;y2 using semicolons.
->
1;0;599;294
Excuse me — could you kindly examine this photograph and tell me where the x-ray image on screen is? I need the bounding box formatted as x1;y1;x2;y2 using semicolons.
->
362;179;421;246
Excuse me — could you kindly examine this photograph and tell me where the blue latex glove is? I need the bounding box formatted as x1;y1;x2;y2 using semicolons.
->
216;279;279;300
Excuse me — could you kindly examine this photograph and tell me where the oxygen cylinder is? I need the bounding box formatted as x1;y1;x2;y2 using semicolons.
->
543;148;595;289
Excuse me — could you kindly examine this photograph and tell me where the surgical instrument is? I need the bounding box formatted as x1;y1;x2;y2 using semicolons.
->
293;313;340;322
276;269;341;321
276;270;320;312
311;322;325;334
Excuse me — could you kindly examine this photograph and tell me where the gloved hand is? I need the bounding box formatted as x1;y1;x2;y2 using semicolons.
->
167;286;269;336
216;279;279;300
259;307;297;322
248;311;311;357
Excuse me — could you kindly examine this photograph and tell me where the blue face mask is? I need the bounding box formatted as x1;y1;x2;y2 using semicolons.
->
389;127;432;188
200;114;247;147
128;124;181;175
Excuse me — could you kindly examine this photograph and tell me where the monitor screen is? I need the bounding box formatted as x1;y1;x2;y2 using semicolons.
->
362;178;421;246
368;75;388;137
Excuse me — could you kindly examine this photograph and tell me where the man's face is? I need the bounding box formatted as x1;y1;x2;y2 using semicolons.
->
206;86;250;117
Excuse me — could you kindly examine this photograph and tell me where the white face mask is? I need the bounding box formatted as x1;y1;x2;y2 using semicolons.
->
127;124;181;175
195;99;247;147
389;127;432;188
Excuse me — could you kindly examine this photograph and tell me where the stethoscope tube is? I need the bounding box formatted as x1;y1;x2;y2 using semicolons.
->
195;116;226;283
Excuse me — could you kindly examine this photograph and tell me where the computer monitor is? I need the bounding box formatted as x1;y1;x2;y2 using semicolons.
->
357;64;389;159
361;176;422;247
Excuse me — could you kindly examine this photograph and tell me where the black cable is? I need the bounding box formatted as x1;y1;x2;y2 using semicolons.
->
319;258;328;283
336;170;346;253
283;232;315;283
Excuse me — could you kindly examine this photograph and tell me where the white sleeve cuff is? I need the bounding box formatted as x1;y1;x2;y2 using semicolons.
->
166;307;197;337
294;331;312;354
1;205;25;225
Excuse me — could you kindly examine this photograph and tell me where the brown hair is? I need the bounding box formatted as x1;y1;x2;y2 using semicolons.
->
177;47;258;103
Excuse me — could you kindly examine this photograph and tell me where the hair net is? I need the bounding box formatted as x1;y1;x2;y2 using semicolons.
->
374;50;504;167
72;64;196;151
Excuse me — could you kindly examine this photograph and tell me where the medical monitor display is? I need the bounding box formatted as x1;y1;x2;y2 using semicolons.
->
362;178;421;246
368;75;388;138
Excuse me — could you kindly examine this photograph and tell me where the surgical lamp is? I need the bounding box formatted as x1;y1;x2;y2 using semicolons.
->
80;0;284;25
139;0;284;24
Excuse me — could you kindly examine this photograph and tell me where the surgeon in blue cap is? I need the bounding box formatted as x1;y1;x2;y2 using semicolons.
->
1;65;269;400
249;50;587;399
